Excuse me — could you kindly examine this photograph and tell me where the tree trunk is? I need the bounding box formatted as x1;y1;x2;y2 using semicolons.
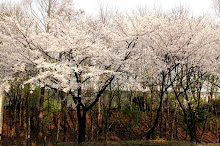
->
189;130;194;142
56;116;61;143
90;109;94;140
175;109;178;139
216;113;219;143
61;91;67;142
159;100;163;138
71;74;114;144
150;87;154;126
12;96;18;144
0;89;4;141
19;98;23;127
130;89;133;111
146;89;164;139
165;90;169;138
143;92;147;122
77;106;86;144
146;93;163;140
146;73;165;140
38;87;45;140
105;87;114;140
170;100;177;140
200;116;208;142
78;118;86;143
98;97;102;129
25;85;31;146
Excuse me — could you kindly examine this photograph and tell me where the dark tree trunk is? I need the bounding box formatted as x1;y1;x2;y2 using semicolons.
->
189;130;195;142
70;74;114;144
78;115;86;143
165;90;169;138
105;86;114;140
159;100;163;138
170;100;177;140
25;85;31;146
146;73;165;140
150;87;154;126
146;90;164;140
77;106;86;144
60;91;67;142
38;87;44;141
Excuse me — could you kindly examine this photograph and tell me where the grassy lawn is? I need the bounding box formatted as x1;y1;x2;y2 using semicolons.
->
57;140;197;146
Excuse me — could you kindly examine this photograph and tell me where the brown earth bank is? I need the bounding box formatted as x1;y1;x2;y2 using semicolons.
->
1;108;219;145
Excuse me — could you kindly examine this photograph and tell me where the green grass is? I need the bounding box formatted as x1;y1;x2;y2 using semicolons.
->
57;140;196;146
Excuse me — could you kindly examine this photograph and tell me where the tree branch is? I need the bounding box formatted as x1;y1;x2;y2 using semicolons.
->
85;75;115;112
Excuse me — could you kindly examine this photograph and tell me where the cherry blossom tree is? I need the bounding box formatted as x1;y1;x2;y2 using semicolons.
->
138;11;220;141
0;11;146;142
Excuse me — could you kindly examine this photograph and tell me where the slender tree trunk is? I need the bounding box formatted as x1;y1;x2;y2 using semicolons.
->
130;89;133;111
90;109;94;140
12;96;18;144
25;85;31;146
146;92;163;139
150;87;154;126
61;91;67;142
143;91;147;122
175;108;178;139
19;97;23;127
98;97;101;128
105;87;114;140
170;100;177;140
200;116;208;142
189;130;194;142
146;74;165;140
117;89;121;110
20;88;24;129
38;87;44;141
56;115;61;143
0;89;4;141
165;90;169;138
23;94;27;145
216;112;219;143
159;100;163;138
